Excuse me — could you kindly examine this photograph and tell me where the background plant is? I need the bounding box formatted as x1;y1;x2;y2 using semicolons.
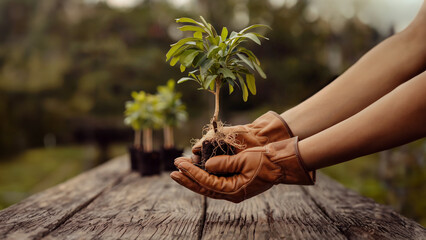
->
166;16;270;131
157;80;188;149
124;91;162;152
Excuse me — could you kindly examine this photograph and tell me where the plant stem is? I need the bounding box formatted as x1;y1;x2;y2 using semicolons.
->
169;126;174;148
212;79;220;133
163;125;174;149
143;128;153;152
134;130;142;149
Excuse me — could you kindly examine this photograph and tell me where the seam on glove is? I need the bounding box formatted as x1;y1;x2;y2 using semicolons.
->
268;111;294;137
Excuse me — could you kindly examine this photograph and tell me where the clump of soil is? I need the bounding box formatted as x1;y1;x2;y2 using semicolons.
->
193;121;244;170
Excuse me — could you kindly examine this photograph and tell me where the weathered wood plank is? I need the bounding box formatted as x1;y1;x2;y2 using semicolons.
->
201;184;345;240
0;155;129;240
43;173;204;240
303;173;426;240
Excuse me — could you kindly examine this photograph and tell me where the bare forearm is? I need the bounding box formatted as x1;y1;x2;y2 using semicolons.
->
282;5;426;139
299;71;426;170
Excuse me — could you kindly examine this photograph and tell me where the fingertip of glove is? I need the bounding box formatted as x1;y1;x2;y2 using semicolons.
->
170;171;185;184
174;157;191;167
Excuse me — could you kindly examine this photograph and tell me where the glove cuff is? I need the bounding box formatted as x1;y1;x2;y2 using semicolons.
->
251;111;294;143
267;137;315;185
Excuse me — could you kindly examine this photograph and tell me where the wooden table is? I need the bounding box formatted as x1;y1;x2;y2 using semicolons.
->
1;155;425;240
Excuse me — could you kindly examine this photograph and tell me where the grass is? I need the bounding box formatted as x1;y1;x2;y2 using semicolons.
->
0;145;99;209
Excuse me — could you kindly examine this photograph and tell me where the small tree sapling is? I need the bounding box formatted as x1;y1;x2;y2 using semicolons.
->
124;91;162;174
157;79;188;170
166;16;269;166
124;91;162;152
157;79;188;149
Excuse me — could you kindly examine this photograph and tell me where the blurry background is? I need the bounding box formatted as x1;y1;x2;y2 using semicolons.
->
0;0;424;225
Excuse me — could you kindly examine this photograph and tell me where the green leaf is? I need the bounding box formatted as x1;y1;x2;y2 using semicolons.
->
180;49;200;67
200;59;214;75
238;47;260;65
176;17;204;27
236;53;254;70
203;75;217;89
253;62;267;79
170;38;201;48
218;68;236;80
237;74;248;101
180;64;186;72
170;57;179;66
226;78;235;94
207;46;220;58
246;73;256;95
199;16;212;34
239;24;271;34
177;77;196;84
166;44;182;61
228;83;234;94
168;45;193;60
221;27;228;41
193;31;203;39
209;78;215;90
252;32;269;40
179;25;206;33
193;53;206;67
242;33;261;45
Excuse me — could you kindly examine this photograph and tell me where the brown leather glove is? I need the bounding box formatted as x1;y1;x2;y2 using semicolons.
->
192;111;294;160
171;137;315;203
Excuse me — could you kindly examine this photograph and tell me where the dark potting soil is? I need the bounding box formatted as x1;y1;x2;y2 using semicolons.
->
198;139;235;174
138;151;161;176
161;148;183;171
128;146;141;171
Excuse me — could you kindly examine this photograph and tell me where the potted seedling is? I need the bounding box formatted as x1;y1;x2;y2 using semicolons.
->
166;16;269;168
157;79;188;171
124;91;162;175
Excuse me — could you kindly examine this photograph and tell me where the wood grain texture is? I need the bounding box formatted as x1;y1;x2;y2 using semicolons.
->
2;156;425;240
0;155;129;240
201;184;345;240
303;173;426;240
43;173;204;240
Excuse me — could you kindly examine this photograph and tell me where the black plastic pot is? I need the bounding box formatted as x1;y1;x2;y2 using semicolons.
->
138;151;161;176
161;148;184;171
128;146;142;171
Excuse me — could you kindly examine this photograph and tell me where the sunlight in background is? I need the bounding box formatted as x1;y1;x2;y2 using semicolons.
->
88;0;423;35
306;0;423;34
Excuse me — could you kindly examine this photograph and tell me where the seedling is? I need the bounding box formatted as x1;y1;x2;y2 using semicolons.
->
124;91;162;152
166;16;269;166
157;79;188;170
157;79;188;149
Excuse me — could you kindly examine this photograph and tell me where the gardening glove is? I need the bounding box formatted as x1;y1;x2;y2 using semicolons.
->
191;111;294;163
171;137;315;203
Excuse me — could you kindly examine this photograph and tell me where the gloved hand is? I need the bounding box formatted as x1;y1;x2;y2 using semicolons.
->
191;111;294;163
171;137;315;203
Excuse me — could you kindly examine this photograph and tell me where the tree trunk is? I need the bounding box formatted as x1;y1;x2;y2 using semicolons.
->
143;128;153;152
212;79;220;133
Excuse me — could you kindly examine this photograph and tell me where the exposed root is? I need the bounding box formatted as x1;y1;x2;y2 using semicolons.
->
191;121;246;168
